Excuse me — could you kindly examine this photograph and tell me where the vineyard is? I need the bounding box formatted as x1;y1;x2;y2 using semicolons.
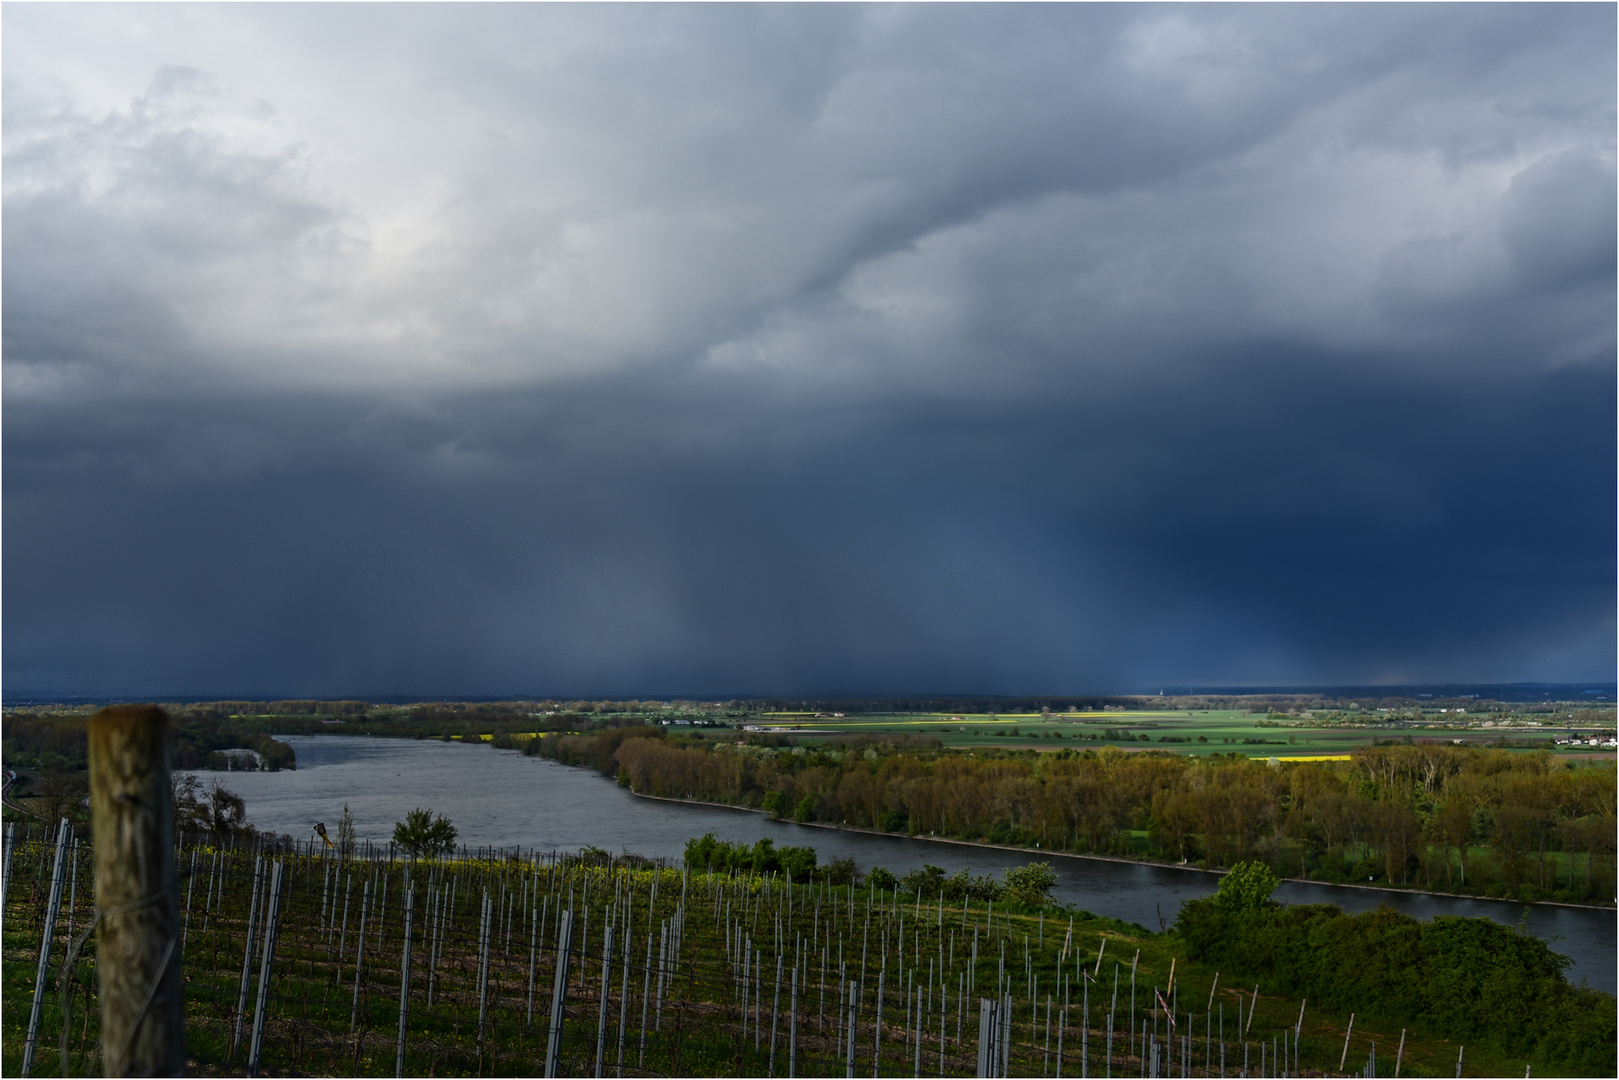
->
1;819;1545;1077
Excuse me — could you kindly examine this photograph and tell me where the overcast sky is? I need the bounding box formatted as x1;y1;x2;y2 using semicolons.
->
5;4;1614;699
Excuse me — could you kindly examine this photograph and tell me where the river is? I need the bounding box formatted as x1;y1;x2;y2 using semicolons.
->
190;734;1616;993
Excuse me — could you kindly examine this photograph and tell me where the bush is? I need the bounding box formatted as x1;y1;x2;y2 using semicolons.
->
682;833;817;879
893;862;1039;904
867;867;898;891
942;867;1004;902
822;855;859;886
900;864;947;897
1175;894;1614;1075
393;808;457;858
1003;861;1058;905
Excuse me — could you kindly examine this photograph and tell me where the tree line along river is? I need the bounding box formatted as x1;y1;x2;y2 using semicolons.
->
194;734;1616;994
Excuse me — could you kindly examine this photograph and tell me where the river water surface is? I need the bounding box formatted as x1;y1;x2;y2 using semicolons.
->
192;735;1616;993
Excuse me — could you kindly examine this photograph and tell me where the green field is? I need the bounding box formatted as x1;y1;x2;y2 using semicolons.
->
748;709;1613;760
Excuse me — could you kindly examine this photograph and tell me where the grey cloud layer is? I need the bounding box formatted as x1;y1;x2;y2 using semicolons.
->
4;5;1613;696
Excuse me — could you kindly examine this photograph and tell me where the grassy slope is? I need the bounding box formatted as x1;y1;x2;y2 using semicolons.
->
2;834;1562;1077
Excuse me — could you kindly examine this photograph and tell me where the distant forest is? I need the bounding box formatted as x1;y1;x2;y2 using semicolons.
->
6;697;1613;906
530;728;1615;905
3;710;297;773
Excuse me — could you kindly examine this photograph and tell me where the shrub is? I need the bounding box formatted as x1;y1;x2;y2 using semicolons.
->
867;866;898;891
393;808;457;858
900;864;947;897
1003;861;1058;905
1175;894;1614;1075
683;833;817;879
943;868;1005;902
822;855;858;886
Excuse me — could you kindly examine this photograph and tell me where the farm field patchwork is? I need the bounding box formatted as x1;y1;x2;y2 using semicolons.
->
746;709;1599;758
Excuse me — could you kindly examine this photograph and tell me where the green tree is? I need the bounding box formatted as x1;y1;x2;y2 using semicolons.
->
1002;861;1058;905
777;843;817;881
393;808;457;858
1212;859;1279;913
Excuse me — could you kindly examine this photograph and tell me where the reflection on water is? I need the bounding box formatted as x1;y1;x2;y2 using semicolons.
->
190;734;1616;994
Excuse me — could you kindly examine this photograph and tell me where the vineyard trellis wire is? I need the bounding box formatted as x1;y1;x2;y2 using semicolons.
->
2;820;1370;1077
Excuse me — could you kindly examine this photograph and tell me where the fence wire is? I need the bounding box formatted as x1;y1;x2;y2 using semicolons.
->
2;822;1364;1078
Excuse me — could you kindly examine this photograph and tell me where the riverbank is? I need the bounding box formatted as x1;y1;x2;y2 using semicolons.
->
622;782;1617;911
189;735;1618;993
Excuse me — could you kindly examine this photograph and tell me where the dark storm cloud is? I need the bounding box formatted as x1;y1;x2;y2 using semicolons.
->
4;4;1613;697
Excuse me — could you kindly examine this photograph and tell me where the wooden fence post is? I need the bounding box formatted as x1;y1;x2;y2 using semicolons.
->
88;704;185;1077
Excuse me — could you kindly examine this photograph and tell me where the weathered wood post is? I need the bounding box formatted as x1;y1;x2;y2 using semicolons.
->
88;704;186;1076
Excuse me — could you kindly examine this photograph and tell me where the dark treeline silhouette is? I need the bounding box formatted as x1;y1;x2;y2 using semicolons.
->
4;711;296;774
